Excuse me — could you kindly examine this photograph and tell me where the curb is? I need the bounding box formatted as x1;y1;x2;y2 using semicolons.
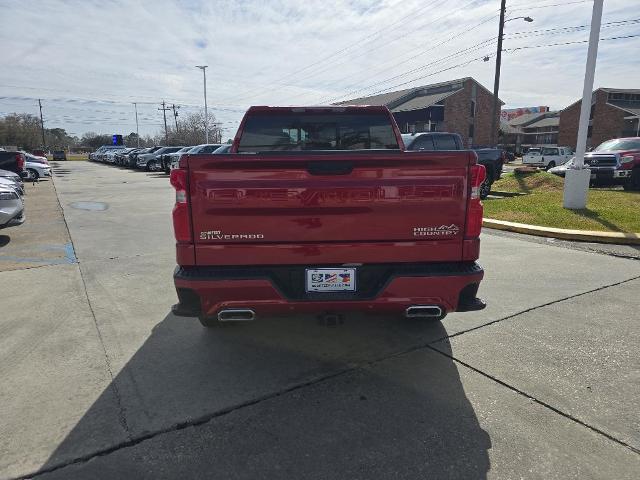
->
483;218;640;245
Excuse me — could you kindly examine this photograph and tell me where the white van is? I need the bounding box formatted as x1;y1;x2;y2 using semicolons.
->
523;146;573;170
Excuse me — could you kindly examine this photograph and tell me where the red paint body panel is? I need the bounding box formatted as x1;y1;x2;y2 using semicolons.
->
172;106;485;319
191;240;462;266
186;151;475;265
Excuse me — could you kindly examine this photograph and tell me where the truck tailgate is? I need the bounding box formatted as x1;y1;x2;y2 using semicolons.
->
186;151;473;264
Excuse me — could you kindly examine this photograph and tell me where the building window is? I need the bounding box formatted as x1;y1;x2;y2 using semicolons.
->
590;103;595;120
468;124;475;138
470;100;476;118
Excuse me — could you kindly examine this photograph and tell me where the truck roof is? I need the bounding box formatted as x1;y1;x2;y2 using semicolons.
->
245;105;392;113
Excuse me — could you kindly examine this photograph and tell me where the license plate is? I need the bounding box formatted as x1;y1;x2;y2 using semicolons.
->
590;173;596;180
306;268;356;292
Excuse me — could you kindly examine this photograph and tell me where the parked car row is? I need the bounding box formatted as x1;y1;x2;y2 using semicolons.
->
0;151;26;230
89;144;227;173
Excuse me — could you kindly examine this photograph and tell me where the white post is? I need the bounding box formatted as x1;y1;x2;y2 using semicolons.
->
563;0;603;209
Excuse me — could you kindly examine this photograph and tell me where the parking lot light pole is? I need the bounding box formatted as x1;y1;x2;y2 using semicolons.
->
196;65;209;143
489;0;534;147
132;102;140;147
563;0;604;209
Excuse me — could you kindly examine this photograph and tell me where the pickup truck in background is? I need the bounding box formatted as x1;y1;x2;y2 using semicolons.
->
170;106;487;327
547;137;640;190
402;132;503;199
0;150;26;176
523;146;573;170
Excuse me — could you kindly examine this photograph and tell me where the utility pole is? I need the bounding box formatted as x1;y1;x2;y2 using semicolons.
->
158;100;170;144
196;66;209;143
563;0;604;209
171;104;180;133
38;99;46;149
490;0;506;147
132;102;140;147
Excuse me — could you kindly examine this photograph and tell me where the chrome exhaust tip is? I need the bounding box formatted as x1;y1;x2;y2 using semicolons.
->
405;305;443;318
217;309;256;322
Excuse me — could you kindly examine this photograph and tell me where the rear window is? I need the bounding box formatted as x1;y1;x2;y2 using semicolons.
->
237;112;400;153
433;135;458;150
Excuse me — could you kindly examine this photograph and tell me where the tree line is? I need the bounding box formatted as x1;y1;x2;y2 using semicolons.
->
0;111;225;151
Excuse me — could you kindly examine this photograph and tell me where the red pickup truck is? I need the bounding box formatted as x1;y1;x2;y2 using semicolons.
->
170;106;486;327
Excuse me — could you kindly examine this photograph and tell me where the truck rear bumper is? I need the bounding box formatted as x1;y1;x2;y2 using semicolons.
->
173;262;485;320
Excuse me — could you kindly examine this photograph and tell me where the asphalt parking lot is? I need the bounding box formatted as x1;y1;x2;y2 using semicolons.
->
1;161;639;479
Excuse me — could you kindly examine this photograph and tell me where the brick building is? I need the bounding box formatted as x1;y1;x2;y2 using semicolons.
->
500;110;560;152
336;77;502;147
558;88;640;149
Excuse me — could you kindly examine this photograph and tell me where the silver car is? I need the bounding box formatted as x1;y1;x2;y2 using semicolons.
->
0;185;25;229
0;169;24;196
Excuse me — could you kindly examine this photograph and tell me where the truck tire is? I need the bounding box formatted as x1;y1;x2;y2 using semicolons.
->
146;160;157;172
623;169;640;191
26;168;40;180
545;161;556;171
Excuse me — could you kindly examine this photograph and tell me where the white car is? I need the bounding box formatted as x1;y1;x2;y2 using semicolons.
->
23;154;52;180
523;146;573;170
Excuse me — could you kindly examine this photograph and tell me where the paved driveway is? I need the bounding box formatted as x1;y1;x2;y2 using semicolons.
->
0;161;638;479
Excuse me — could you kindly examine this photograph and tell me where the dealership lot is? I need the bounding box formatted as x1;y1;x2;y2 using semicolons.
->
0;161;639;479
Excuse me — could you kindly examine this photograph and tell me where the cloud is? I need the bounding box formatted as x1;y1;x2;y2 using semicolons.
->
0;0;637;138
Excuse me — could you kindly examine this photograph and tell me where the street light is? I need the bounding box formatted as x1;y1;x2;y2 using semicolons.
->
489;0;534;147
195;65;209;143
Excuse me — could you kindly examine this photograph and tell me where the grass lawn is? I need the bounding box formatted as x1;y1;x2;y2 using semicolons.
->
485;172;640;233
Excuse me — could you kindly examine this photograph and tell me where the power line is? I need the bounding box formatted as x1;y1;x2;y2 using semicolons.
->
219;0;445;104
324;30;638;107
281;15;500;105
320;37;497;104
222;0;487;105
504;32;640;52
504;18;640;39
508;0;590;12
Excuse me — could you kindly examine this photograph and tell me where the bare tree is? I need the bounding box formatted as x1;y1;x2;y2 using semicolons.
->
159;111;222;146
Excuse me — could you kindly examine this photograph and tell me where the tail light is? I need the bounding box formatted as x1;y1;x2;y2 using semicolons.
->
465;164;486;238
16;153;25;171
169;168;192;243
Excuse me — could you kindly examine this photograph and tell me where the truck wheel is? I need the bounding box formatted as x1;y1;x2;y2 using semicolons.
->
26;168;40;180
545;161;556;171
479;171;493;200
623;169;640;191
146;160;157;172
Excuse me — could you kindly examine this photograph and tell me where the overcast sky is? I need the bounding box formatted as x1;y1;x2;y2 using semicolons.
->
0;0;638;140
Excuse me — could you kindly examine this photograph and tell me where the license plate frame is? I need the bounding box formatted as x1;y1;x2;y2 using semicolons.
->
305;268;356;292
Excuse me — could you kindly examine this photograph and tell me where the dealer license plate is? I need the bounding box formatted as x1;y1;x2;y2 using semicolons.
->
306;268;356;292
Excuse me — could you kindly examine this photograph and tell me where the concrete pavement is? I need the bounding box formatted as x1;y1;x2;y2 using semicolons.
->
0;161;638;479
